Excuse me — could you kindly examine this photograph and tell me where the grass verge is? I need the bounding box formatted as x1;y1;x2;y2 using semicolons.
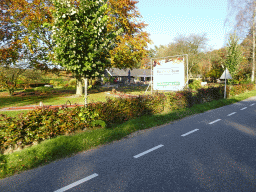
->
1;89;256;179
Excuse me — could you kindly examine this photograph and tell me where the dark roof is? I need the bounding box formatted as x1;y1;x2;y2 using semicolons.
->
106;68;151;77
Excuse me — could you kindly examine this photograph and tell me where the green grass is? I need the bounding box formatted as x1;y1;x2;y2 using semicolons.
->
0;87;116;110
0;110;31;118
0;86;151;114
0;86;147;119
1;88;256;179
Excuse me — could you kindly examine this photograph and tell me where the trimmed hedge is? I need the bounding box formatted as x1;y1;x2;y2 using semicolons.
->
0;106;87;153
1;84;255;154
0;93;166;153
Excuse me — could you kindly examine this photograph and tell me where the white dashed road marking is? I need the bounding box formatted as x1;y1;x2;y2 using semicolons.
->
54;173;99;192
134;145;164;158
53;102;255;191
181;129;199;137
227;112;236;116
209;119;221;124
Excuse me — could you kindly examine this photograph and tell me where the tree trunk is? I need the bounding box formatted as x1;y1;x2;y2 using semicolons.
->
83;77;88;107
76;78;83;96
8;88;14;96
252;4;256;83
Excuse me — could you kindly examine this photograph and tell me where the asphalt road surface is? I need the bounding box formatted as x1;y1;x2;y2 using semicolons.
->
1;97;256;192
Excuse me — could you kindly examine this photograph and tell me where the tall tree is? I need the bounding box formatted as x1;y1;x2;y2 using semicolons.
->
204;48;226;83
106;0;151;70
152;33;209;78
226;0;256;83
138;48;156;69
51;0;121;105
10;0;151;95
6;0;61;72
174;33;209;78
0;0;29;95
0;0;23;67
225;32;243;80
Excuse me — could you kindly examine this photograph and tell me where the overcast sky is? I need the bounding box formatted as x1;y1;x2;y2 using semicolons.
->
136;0;238;51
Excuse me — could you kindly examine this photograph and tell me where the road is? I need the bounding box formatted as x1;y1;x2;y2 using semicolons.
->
1;97;256;192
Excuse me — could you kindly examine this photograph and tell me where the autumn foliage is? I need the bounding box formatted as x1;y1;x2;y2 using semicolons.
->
106;0;152;69
1;0;151;73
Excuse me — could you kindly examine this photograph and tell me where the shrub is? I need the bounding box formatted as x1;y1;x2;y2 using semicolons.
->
189;80;201;90
86;94;164;127
91;120;106;128
229;84;255;96
239;80;251;85
164;91;192;110
196;86;224;103
78;107;100;125
0;106;96;153
34;87;54;93
68;79;77;87
95;80;102;86
86;97;143;126
49;80;59;87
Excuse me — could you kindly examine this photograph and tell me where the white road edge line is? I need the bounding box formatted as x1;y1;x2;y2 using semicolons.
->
181;129;199;137
250;103;255;106
209;119;221;124
227;112;236;116
240;107;247;110
134;145;164;159
54;173;99;192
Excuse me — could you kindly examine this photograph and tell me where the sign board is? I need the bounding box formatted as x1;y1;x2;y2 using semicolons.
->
153;58;185;91
219;68;232;79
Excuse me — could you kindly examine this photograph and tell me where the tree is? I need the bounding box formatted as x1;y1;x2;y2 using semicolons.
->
0;0;23;67
137;48;156;69
226;0;256;83
151;33;209;78
11;0;151;95
202;48;226;83
5;0;59;72
0;67;23;95
0;0;28;95
154;44;169;58
173;33;209;78
196;52;211;79
225;32;243;81
51;0;121;105
106;0;152;70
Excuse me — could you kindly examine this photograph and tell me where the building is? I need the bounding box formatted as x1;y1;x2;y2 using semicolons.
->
103;68;152;84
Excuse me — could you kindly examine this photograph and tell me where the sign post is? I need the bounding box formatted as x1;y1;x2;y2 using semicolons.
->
219;68;232;99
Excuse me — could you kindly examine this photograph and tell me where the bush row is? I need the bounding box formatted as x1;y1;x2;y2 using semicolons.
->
229;84;255;97
0;106;88;153
86;93;166;126
1;84;255;154
163;83;255;110
0;93;165;153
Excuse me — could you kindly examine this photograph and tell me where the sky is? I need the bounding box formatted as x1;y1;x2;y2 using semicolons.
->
135;0;237;52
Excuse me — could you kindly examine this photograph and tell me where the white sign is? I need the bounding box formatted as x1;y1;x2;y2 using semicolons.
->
153;58;185;91
219;68;232;79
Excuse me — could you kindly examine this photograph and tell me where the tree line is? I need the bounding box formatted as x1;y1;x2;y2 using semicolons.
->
141;31;251;85
1;0;256;100
0;0;151;100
